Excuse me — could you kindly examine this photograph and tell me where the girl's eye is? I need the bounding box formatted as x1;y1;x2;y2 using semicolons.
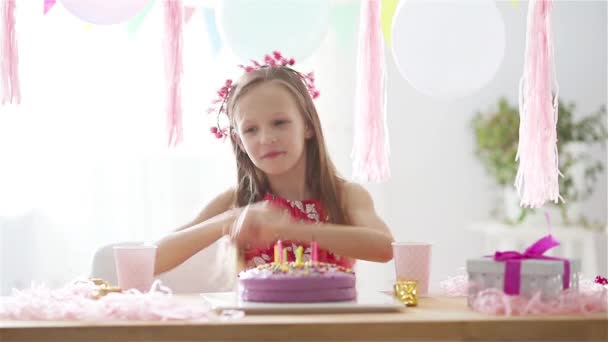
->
275;120;288;126
244;127;257;134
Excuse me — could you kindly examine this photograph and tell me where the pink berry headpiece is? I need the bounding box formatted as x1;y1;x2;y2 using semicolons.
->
208;51;320;139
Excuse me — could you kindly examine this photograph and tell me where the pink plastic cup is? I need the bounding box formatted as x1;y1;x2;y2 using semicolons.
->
392;242;432;296
113;244;157;292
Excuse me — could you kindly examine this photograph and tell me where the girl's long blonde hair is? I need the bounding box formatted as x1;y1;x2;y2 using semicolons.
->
225;66;349;225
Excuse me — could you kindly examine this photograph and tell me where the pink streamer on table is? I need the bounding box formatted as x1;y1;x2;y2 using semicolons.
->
351;0;390;183
439;276;607;316
439;268;469;297
0;279;244;321
515;0;562;208
1;0;20;105
163;0;184;147
472;281;607;316
43;0;56;15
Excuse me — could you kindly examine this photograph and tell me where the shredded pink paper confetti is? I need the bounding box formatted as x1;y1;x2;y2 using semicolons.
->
0;279;243;321
439;275;607;316
439;273;469;297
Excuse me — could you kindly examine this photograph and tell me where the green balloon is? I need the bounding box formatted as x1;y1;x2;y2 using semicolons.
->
331;2;360;50
217;0;330;62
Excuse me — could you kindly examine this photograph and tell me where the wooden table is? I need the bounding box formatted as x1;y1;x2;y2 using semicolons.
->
1;295;606;341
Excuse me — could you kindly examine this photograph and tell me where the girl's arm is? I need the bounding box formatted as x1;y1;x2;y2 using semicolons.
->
280;182;394;262
154;188;236;275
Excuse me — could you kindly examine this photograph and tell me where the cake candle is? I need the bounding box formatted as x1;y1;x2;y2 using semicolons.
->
311;241;318;263
273;244;279;264
295;246;304;267
282;248;288;265
276;240;283;264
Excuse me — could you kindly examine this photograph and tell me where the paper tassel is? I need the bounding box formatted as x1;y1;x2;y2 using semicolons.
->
1;0;19;105
515;0;561;208
352;0;390;183
43;0;56;15
163;0;184;146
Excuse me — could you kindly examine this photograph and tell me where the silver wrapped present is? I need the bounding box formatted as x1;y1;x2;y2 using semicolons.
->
467;257;581;305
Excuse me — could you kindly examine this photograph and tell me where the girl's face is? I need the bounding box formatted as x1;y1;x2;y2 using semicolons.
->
233;80;312;176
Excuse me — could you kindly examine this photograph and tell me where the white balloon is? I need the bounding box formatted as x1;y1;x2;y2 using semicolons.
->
217;0;330;62
391;0;505;99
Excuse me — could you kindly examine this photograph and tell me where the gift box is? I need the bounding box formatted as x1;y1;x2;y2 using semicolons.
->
466;234;581;305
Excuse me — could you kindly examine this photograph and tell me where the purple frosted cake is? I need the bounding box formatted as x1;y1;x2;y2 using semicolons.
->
238;261;356;303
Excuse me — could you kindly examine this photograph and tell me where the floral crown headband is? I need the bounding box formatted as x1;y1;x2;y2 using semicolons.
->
208;51;320;139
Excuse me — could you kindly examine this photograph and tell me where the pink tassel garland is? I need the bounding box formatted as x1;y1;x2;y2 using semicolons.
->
1;0;20;105
163;0;184;146
352;0;390;183
515;0;562;208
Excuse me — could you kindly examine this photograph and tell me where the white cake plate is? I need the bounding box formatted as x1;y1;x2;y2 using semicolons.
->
200;291;404;314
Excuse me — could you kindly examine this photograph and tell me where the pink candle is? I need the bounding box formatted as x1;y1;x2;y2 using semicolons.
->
276;240;283;264
311;241;318;263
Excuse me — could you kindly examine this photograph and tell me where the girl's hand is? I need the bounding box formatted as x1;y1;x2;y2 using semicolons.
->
229;201;292;249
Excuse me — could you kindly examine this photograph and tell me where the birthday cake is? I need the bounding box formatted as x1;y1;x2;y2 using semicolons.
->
238;246;356;302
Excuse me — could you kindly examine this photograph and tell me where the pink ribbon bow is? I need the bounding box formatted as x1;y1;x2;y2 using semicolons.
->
492;234;571;295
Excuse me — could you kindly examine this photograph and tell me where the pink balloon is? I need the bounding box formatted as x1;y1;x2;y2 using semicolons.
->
60;0;153;25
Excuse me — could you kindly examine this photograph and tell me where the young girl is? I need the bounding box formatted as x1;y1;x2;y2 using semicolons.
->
154;52;393;276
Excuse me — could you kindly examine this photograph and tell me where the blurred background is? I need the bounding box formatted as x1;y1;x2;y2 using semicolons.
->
1;0;606;295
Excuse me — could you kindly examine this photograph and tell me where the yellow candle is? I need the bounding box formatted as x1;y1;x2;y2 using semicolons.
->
274;244;279;264
295;246;304;267
282;248;288;265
